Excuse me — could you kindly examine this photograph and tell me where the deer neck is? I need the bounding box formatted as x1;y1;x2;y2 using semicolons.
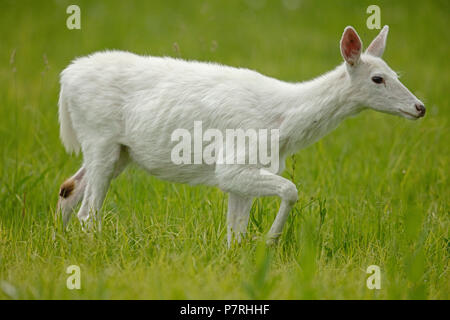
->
279;64;362;156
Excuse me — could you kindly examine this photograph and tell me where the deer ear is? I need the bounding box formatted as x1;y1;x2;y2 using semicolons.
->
366;25;389;57
340;26;363;66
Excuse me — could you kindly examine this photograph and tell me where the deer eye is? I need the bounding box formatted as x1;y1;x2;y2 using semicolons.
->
371;76;384;84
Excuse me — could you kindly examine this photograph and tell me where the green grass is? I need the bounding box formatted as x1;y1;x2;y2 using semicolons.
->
0;0;448;299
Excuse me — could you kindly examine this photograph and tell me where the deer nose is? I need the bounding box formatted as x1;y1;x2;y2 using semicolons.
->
415;103;426;117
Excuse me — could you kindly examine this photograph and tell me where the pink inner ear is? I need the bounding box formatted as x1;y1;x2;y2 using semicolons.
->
342;29;361;61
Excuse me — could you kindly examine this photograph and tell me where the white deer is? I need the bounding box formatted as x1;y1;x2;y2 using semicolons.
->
57;26;425;245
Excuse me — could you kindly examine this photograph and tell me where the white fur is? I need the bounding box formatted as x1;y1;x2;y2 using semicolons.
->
57;26;424;245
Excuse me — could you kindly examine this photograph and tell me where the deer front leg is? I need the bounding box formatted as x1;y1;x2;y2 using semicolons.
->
218;167;298;245
227;193;253;247
266;199;295;244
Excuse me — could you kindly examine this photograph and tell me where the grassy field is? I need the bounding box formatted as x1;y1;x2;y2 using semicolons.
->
0;0;448;299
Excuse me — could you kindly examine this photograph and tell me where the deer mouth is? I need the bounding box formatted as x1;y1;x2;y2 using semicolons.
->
399;109;420;119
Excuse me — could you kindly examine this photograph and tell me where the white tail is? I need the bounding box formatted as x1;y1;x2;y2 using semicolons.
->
58;86;80;155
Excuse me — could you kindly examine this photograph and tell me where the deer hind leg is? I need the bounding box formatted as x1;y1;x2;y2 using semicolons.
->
227;193;253;247
58;144;129;228
76;143;129;230
57;167;87;226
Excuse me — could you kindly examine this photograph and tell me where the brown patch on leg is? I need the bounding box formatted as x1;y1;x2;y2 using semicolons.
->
59;179;75;198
